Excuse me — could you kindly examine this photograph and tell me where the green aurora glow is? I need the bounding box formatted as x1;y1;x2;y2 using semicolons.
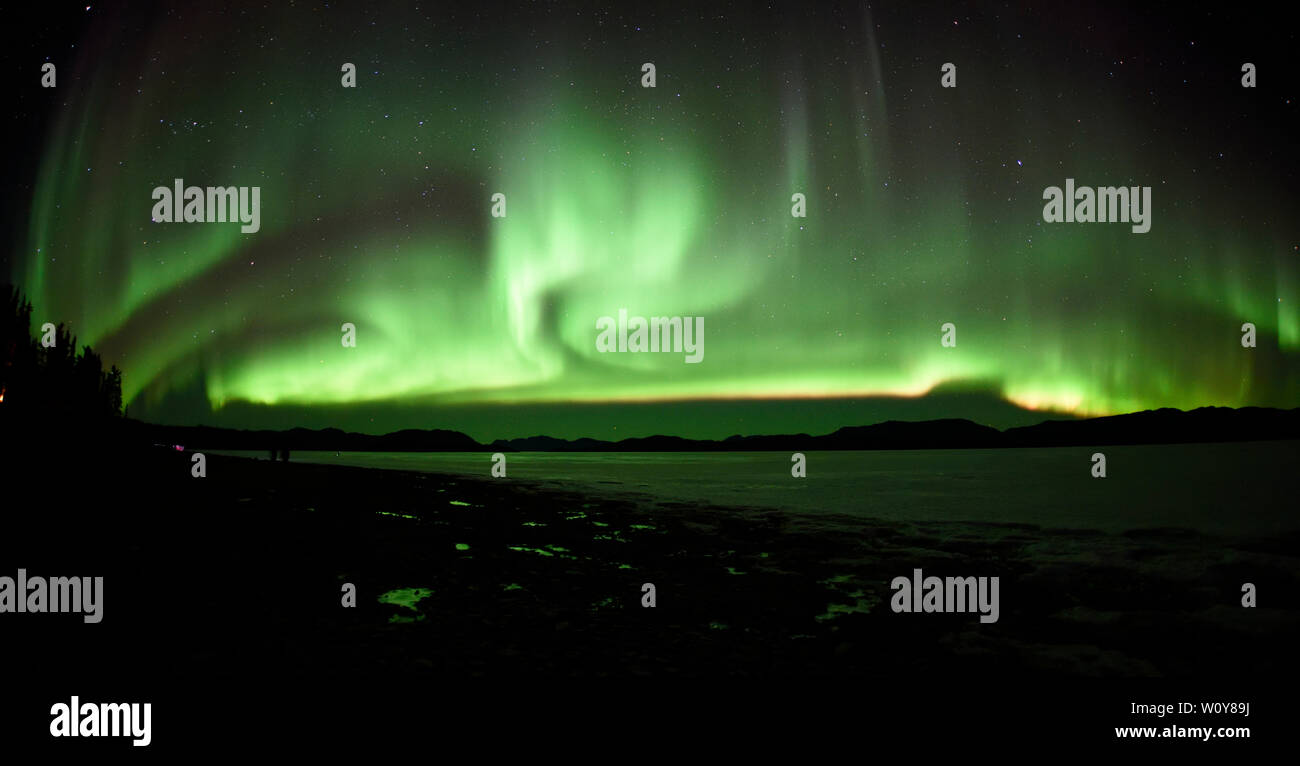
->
13;5;1299;438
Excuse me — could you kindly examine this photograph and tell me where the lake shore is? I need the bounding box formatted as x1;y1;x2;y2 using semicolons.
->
4;441;1296;681
172;450;1300;679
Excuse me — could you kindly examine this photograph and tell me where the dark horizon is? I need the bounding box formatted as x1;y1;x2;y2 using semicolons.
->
126;403;1300;452
135;382;1073;441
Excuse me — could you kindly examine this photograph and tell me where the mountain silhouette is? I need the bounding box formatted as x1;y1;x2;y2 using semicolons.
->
121;406;1300;452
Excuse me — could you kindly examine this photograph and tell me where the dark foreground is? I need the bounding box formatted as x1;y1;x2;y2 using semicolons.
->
2;436;1294;749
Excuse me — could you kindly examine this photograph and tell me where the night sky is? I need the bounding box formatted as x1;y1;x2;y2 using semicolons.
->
3;1;1297;440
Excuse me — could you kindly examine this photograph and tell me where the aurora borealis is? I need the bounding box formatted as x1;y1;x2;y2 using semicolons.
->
6;2;1298;439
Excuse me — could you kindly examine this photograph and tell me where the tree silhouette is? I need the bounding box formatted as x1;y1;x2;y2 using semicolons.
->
1;284;123;420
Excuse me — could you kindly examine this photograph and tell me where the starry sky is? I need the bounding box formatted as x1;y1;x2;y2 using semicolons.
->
3;1;1298;440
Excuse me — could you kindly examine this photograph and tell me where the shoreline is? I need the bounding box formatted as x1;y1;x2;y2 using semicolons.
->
3;437;1293;681
204;442;1300;537
175;451;1298;678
